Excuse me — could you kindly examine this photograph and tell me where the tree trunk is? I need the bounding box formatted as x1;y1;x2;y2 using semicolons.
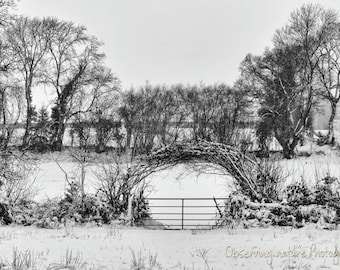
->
54;127;65;151
0;90;6;150
327;101;337;144
125;126;132;151
1;128;11;151
51;113;66;151
161;117;167;145
282;147;294;159
52;127;65;151
95;125;105;153
51;65;87;151
22;86;33;148
276;135;299;159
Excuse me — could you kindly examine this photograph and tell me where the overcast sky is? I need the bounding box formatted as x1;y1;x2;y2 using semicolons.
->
16;0;340;90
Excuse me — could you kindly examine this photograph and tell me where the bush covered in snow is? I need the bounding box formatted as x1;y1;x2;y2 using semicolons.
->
220;175;340;230
0;183;151;228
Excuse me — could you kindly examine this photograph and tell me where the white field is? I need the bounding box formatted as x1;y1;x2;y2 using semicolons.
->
33;160;229;201
1;225;340;269
32;143;340;201
279;144;340;186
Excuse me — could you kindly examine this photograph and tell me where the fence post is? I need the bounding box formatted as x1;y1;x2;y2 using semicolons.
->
181;198;184;229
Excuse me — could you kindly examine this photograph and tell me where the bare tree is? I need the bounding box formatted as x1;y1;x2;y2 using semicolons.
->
0;0;15;26
134;84;176;153
0;83;22;150
40;18;118;151
118;82;250;156
0;37;23;150
0;152;37;204
91;92;122;153
241;46;303;158
165;84;190;144
5;16;50;148
177;83;251;145
94;154;157;219
119;84;170;155
242;4;336;158
315;10;340;143
118;88;143;152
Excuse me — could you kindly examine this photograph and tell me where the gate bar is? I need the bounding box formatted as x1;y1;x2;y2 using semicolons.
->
181;199;184;229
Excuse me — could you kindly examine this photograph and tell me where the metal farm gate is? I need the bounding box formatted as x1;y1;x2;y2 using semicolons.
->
145;197;228;230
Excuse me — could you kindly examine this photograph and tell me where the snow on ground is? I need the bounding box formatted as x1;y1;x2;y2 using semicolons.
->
31;143;340;201
1;225;340;269
33;155;229;201
279;144;340;186
32;144;340;197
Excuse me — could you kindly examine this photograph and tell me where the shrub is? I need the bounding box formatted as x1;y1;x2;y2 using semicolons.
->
255;158;286;202
285;179;314;206
7;199;60;228
0;152;37;205
315;174;340;207
0;200;13;225
28;135;50;153
219;193;249;227
94;155;155;223
28;106;53;153
131;187;150;224
316;132;329;146
58;182;113;224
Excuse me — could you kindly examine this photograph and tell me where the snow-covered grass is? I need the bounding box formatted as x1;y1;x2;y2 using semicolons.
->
279;143;340;187
1;225;340;269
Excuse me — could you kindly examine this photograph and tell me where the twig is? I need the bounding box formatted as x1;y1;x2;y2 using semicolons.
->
213;197;223;218
54;157;72;186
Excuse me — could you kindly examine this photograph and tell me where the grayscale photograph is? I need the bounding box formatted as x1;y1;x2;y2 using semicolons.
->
1;0;340;269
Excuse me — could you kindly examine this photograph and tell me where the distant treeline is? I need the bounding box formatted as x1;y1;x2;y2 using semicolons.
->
1;83;253;154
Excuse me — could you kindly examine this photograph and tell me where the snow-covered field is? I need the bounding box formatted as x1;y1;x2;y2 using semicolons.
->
33;160;229;201
32;144;340;201
1;225;340;269
278;144;340;186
